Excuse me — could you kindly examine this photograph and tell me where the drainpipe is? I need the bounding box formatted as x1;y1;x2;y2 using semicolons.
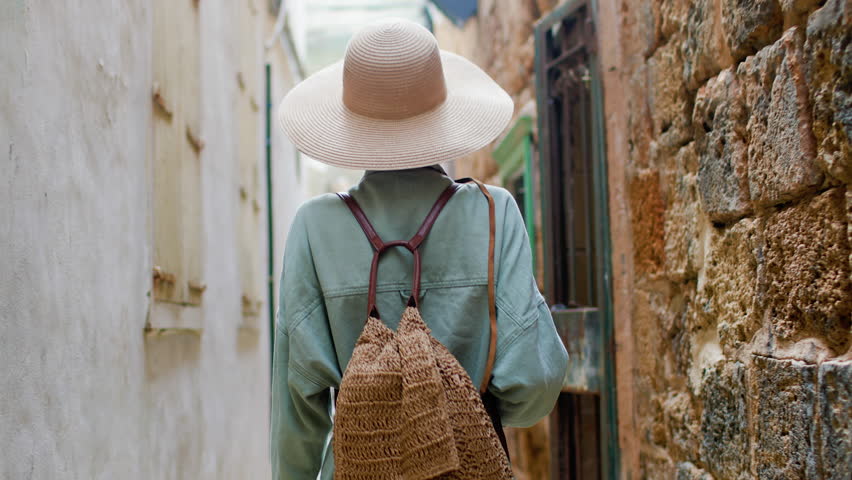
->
265;62;275;379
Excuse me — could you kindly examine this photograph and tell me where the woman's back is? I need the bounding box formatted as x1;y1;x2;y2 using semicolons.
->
298;168;497;378
272;167;568;478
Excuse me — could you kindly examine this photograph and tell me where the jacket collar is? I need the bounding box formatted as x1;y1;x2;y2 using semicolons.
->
363;165;447;177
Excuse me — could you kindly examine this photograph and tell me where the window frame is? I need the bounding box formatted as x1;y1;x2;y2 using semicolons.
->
534;1;620;477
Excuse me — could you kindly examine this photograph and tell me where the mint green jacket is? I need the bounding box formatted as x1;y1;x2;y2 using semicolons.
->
271;167;568;479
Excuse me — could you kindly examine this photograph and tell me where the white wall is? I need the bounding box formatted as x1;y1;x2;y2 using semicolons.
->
0;2;304;478
266;19;306;323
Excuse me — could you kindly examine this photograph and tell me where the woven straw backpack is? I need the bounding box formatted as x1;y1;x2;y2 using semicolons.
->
333;179;513;480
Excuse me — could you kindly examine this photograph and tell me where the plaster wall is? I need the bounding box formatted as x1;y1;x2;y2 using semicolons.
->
1;2;304;478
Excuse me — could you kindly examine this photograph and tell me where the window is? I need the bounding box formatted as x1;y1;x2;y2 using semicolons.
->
149;0;205;330
539;6;597;309
535;2;618;478
237;0;264;325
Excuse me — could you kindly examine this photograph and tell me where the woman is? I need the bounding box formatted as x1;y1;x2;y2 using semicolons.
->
271;19;568;479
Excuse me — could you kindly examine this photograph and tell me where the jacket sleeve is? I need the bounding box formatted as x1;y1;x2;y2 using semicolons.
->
271;208;339;479
488;192;568;428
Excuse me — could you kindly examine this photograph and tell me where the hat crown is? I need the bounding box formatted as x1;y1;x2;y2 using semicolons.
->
342;20;448;120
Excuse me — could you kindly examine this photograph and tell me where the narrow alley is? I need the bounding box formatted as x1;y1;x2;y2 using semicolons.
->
1;1;849;479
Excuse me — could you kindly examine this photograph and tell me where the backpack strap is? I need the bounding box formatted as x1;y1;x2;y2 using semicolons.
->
337;179;496;395
337;183;461;318
455;178;497;394
337;193;383;252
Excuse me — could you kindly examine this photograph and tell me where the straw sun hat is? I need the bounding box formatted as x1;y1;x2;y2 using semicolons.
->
277;19;514;170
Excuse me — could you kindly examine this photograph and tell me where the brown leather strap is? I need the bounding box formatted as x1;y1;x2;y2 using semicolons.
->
338;193;383;251
366;240;418;315
336;183;460;318
456;178;497;394
339;178;497;393
409;183;462;249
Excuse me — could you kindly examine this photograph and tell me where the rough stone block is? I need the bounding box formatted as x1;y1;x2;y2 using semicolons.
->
848;189;852;271
633;282;695;392
640;452;676;479
751;355;818;479
700;361;749;479
665;144;702;280
805;0;852;183
780;0;824;30
630;171;666;275
818;361;851;480
739;28;822;208
648;39;693;148
628;64;654;169
635;280;694;381
722;0;784;61
676;461;713;480
700;218;761;353
693;69;752;222
663;391;701;461
678;137;700;174
633;288;665;407
761;188;851;353
631;0;660;58
683;0;734;90
659;0;690;41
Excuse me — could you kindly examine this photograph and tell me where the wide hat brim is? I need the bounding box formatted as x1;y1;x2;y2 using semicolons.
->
278;51;514;171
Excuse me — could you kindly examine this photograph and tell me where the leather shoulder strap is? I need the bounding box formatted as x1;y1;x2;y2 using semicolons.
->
409;183;462;249
338;180;495;393
337;192;383;251
337;183;461;316
336;183;461;252
455;178;497;394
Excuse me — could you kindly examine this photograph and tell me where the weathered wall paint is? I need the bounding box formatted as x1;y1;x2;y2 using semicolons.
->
1;2;304;478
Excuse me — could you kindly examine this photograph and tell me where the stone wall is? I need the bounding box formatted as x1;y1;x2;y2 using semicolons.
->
611;0;851;478
436;0;850;478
